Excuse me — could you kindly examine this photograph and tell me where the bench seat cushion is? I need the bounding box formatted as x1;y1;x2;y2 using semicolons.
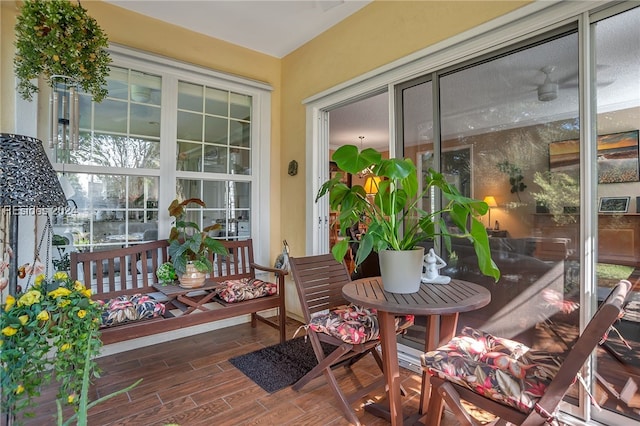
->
421;327;563;413
216;278;277;303
307;304;414;345
98;294;166;327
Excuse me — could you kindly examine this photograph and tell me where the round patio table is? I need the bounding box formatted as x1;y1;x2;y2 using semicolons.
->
342;276;491;426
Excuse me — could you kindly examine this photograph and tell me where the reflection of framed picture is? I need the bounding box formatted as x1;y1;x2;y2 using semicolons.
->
329;161;351;187
549;131;640;184
599;196;630;213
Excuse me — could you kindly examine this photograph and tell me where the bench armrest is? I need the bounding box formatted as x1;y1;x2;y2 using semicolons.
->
250;262;288;276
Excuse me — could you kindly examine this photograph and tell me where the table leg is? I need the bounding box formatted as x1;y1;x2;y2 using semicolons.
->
378;310;404;426
177;291;217;315
418;313;460;426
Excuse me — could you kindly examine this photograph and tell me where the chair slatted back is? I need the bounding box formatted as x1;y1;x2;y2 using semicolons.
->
70;240;169;298
289;254;352;322
530;279;631;422
209;239;255;280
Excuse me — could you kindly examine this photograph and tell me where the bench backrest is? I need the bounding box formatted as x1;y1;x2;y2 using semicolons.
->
209;239;256;281
70;239;258;299
70;240;170;299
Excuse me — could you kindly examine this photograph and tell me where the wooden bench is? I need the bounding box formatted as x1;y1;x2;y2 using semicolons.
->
70;239;287;345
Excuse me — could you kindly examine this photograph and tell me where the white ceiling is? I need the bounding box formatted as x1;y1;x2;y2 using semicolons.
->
106;0;371;58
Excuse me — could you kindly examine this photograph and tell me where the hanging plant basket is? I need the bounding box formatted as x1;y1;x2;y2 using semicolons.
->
14;0;111;102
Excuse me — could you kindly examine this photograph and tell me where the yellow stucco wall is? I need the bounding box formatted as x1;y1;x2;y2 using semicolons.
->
1;0;530;262
280;0;530;257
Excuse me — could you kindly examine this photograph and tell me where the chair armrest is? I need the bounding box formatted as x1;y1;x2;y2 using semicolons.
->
250;262;289;276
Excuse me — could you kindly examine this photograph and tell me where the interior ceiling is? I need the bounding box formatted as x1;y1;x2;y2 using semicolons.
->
105;0;372;58
106;2;639;152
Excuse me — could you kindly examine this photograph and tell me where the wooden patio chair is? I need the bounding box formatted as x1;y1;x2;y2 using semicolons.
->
289;254;412;426
421;279;631;426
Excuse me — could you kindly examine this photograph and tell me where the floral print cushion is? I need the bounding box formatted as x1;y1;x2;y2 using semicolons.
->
216;278;277;303
98;294;165;327
421;327;563;414
307;304;414;345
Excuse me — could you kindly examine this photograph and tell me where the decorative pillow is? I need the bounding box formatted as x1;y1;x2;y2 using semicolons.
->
421;326;563;414
307;304;414;345
216;278;277;303
98;294;165;327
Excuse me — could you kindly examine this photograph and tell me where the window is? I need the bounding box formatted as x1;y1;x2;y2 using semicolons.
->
52;47;271;259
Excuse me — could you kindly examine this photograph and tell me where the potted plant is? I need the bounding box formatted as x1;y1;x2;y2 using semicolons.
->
14;0;111;102
317;145;500;293
167;198;228;288
0;272;103;421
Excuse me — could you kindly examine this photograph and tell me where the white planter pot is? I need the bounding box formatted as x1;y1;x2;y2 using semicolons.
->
378;248;424;294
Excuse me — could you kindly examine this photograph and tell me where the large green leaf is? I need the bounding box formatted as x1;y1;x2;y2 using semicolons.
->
470;218;500;280
333;145;381;175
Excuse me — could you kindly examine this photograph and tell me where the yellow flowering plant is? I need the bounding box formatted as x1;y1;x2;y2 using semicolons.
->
0;272;103;421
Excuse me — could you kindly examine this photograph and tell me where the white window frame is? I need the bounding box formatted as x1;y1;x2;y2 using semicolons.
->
50;44;273;265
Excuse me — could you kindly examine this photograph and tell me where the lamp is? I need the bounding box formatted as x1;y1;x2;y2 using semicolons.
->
364;176;381;195
0;134;67;296
483;195;497;228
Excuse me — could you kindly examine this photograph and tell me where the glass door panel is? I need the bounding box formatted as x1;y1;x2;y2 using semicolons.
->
438;33;581;360
593;6;640;423
396;78;434;353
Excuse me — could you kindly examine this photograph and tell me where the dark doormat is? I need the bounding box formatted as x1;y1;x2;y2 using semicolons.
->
228;336;337;393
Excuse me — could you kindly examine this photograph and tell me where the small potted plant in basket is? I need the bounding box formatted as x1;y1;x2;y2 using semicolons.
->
167;198;228;288
317;145;500;293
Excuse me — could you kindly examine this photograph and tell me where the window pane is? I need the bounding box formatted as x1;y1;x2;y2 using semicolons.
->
177;178;201;201
72;66;161;169
94;99;127;133
205;87;228;116
178;81;203;112
56;173;158;252
230;92;251;120
130;104;161;137
130;71;161;106
106;66;128;100
205;116;228;144
230;149;250;175
230;120;250;148
203;144;227;173
175;179;252;240
177;142;202;172
177;111;203;141
71;134;160;169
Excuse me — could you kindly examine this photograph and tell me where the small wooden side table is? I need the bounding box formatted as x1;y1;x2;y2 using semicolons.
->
342;277;491;426
153;282;221;315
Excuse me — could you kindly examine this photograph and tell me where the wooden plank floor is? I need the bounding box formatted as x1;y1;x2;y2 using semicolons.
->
17;318;467;426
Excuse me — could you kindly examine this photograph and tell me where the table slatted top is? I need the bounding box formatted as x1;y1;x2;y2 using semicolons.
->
342;276;491;316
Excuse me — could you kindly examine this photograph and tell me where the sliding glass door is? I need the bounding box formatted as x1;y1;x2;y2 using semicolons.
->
396;5;640;422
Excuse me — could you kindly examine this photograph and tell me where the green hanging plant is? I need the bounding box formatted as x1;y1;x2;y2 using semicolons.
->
497;160;527;202
14;0;111;102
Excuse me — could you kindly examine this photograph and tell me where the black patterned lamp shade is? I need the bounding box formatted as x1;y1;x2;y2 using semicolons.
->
0;134;67;208
1;133;67;296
